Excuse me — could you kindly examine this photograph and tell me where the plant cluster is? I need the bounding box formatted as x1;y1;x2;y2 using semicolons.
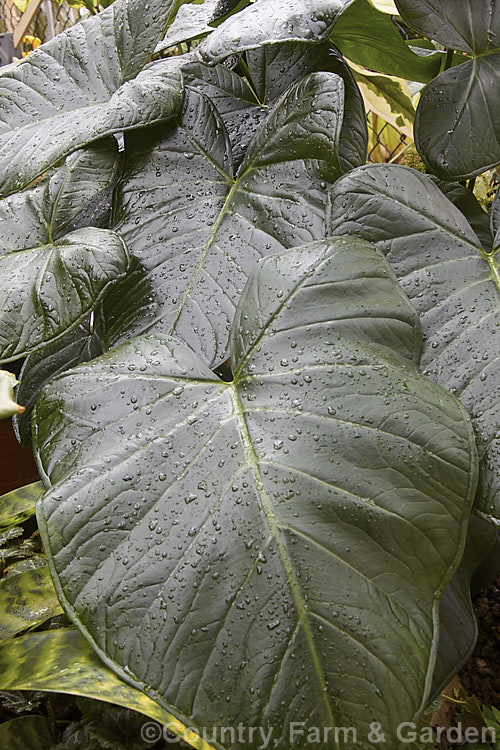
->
0;0;498;748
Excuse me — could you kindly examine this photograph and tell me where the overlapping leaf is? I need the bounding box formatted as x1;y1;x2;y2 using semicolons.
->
0;227;128;363
14;323;103;447
181;59;266;166
243;43;367;172
0;0;183;196
0;483;42;528
106;66;365;366
34;237;476;748
0;629;212;746
396;0;500;179
0;566;63;640
329;164;500;522
0;140;119;252
329;0;440;83
395;0;500;54
0;141;127;363
198;0;356;62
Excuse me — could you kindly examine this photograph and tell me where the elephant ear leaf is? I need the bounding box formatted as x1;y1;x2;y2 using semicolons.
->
0;227;128;363
329;163;500;522
0;0;183;197
0;139;119;253
34;236;476;748
105;70;350;367
198;0;356;62
395;0;500;179
0;141;128;363
243;42;367;172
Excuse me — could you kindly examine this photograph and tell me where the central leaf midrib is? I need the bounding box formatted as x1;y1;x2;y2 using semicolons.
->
167;178;238;338
230;384;340;740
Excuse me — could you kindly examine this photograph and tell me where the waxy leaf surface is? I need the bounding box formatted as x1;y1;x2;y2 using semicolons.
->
329;164;500;521
0;0;182;196
0;227;128;363
395;0;500;179
107;69;364;366
34;237;476;749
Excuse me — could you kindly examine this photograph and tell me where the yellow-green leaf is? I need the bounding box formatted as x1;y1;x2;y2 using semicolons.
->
0;566;63;640
0;629;216;750
0;482;42;528
351;62;415;138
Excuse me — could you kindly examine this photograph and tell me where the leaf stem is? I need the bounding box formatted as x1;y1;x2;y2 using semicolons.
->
443;47;455;71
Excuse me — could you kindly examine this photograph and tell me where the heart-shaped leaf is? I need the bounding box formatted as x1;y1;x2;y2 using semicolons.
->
329;164;500;522
414;55;500;180
0;140;119;252
34;237;476;748
243;43;367;172
395;0;500;179
0;0;183;197
105;68;364;367
105;72;356;364
0;227;128;363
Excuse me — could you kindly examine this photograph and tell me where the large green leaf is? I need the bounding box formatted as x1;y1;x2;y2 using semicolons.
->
0;140;119;251
329;164;500;522
0;0;183;197
0;629;214;748
330;0;440;83
181;59;266;166
0;227;128;363
414;55;500;181
0;566;63;640
198;0;356;62
395;0;500;180
34;237;477;748
243;43;367;172
0;483;42;528
395;0;500;54
106;70;358;366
